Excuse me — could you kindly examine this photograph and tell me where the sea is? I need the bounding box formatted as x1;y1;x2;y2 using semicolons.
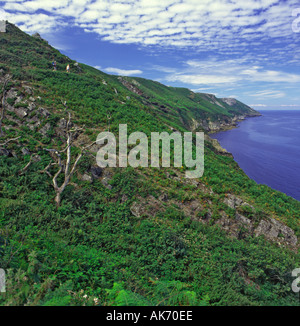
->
210;110;300;201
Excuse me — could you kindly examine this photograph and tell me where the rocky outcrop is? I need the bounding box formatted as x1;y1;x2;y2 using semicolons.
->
204;115;246;133
201;93;225;108
37;107;50;118
129;189;298;249
205;135;231;156
255;219;297;247
32;33;48;43
217;213;298;248
118;77;145;97
39;122;51;136
221;98;237;106
81;173;92;183
130;201;145;218
90;166;102;180
221;194;297;248
224;194;255;211
80;166;103;183
188;95;261;133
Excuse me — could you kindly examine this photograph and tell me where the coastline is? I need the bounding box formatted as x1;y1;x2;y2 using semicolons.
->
206;113;262;158
209;110;300;202
207;112;262;135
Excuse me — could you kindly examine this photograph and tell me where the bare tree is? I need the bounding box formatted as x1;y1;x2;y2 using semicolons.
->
18;153;41;175
0;136;20;147
0;75;11;137
43;112;97;207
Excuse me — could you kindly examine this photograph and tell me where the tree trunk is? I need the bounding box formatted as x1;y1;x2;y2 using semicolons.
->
55;192;61;208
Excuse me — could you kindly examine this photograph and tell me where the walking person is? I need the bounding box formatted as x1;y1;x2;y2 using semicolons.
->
52;60;57;71
66;64;70;73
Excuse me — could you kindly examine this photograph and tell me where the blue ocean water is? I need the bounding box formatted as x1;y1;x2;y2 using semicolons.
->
211;110;300;201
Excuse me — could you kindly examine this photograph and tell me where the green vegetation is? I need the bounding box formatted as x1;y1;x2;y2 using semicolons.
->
0;22;299;306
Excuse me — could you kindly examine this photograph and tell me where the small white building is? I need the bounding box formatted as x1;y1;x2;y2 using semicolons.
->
0;20;6;33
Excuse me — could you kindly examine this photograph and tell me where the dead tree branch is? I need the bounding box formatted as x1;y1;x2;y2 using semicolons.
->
42;112;97;207
0;136;20;147
18;154;41;175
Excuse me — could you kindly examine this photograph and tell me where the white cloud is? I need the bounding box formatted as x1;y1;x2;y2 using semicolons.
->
241;68;300;83
250;90;286;99
163;57;300;87
280;104;300;107
167;74;240;85
103;67;143;76
2;0;300;50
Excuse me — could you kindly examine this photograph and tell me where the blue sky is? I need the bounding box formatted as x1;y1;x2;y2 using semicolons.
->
1;0;300;110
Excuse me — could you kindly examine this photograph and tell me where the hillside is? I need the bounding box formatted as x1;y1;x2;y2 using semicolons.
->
0;22;299;306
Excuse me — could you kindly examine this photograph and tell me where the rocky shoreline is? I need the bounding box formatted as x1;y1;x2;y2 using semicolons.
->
206;112;262;134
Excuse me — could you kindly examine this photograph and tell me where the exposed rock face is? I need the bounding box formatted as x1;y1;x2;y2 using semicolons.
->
221;98;237;106
80;166;102;183
224;194;246;209
37;107;50;118
188;95;261;133
195;115;244;133
202;93;225;108
6;88;18;100
130;202;144;218
23;85;33;95
216;212;298;248
21;147;31;155
205;135;231;156
15;107;28;118
32;33;42;39
118;77;145;97
205;116;246;132
130;196;163;218
255;219;298;247
89;166;102;180
221;194;297;248
129;189;298;249
32;33;48;43
39;123;51;136
190;118;201;131
81;173;92;183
